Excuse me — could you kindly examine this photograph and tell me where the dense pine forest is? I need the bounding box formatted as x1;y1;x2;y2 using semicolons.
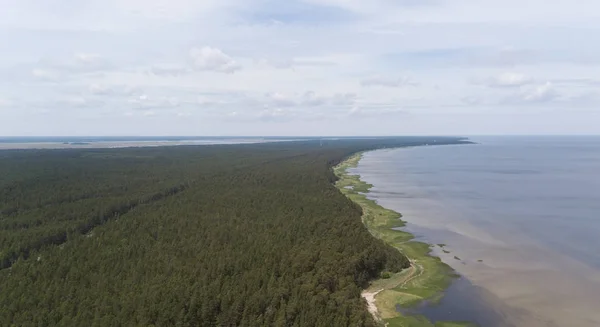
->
0;137;467;326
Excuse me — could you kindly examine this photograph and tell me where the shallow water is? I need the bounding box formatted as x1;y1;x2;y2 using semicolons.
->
397;277;513;327
353;136;600;327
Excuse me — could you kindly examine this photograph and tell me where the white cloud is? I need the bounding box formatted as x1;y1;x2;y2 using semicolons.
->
0;97;12;108
53;96;104;109
361;75;417;88
176;111;192;117
301;91;327;106
26;53;114;84
75;53;103;65
2;0;600;135
258;108;294;121
267;92;296;107
477;72;534;88
88;84;111;95
332;93;357;106
347;105;406;118
500;82;561;105
128;94;181;110
262;91;357;108
461;96;482;105
111;0;227;22
256;57;338;69
256;58;294;69
51;53;113;74
519;82;559;102
150;64;189;76
348;106;361;116
64;96;88;107
88;84;141;96
31;69;61;81
189;47;241;73
552;78;600;87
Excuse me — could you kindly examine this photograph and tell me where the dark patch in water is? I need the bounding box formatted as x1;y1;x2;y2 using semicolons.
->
397;277;512;327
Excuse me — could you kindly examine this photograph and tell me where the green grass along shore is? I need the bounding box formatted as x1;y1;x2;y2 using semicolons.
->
334;153;474;327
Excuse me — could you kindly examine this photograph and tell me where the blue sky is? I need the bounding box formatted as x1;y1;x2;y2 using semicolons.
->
0;0;599;136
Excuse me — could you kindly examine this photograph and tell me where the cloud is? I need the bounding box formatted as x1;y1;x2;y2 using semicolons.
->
3;0;600;136
519;82;559;102
258;108;294;121
256;57;337;69
300;91;356;107
472;47;539;67
332;93;357;106
63;96;88;107
347;105;406;118
88;84;141;96
31;69;61;81
189;47;241;73
501;82;560;104
267;92;296;107
54;96;104;109
196;95;234;108
75;53;103;65
51;53;113;74
477;72;534;88
112;0;228;22
461;96;482;105
0;97;12;108
128;94;181;110
246;0;358;25
28;53;114;83
264;91;357;108
256;58;295;69
386;47;541;69
176;111;193;117
552;78;600;87
301;91;327;106
150;63;189;76
88;84;113;95
361;75;417;87
348;106;361;115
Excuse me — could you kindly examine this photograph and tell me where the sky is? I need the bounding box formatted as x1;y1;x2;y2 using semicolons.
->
0;0;599;136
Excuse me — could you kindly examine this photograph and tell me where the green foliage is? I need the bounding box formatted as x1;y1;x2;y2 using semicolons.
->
0;137;468;326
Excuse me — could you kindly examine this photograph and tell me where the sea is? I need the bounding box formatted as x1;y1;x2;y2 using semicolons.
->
352;136;600;327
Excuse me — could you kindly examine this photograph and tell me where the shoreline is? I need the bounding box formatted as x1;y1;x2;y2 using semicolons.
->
356;142;600;327
334;152;473;327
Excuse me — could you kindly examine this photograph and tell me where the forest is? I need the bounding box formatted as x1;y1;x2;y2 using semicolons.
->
0;137;468;326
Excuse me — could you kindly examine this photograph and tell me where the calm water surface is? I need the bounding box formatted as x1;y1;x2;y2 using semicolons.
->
353;136;600;327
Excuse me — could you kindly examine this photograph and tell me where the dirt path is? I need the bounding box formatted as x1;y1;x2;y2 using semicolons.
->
399;261;423;288
362;289;384;320
363;262;424;321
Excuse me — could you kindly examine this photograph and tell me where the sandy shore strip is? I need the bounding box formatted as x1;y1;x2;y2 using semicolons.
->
362;289;384;320
334;153;472;327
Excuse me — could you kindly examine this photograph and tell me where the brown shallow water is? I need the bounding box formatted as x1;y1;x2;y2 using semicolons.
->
353;137;600;327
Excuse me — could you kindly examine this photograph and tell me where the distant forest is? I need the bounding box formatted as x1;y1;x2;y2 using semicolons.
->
0;137;467;326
